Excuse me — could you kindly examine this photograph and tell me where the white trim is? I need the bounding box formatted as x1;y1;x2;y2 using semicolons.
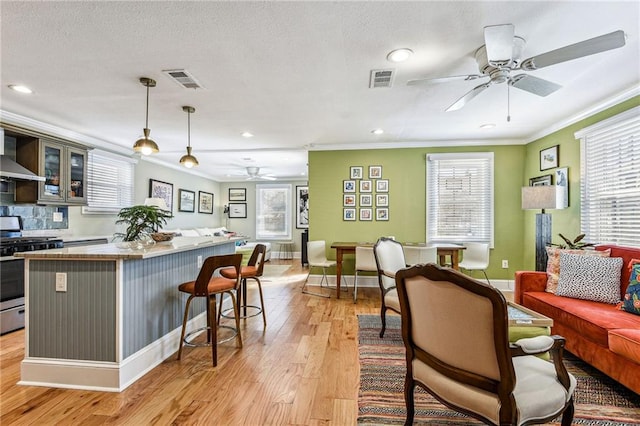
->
574;105;640;139
308;138;525;151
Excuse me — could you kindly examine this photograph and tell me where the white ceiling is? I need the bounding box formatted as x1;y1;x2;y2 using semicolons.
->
1;1;639;182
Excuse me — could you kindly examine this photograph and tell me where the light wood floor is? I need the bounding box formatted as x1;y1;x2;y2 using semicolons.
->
0;260;383;425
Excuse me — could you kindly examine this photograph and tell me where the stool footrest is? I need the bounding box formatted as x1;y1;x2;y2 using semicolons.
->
183;325;238;346
221;305;263;320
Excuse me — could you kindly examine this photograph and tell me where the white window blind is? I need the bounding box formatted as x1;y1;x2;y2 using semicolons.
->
576;106;640;247
426;152;494;246
82;150;135;214
255;184;291;240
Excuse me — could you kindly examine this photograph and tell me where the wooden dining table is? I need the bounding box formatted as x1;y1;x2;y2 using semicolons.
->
330;241;466;299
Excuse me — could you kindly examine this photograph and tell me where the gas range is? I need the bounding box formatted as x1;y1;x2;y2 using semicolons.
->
0;236;64;257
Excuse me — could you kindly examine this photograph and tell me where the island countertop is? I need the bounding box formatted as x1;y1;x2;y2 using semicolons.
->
14;236;241;260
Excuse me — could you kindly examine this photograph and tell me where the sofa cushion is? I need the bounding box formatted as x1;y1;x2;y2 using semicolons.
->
556;253;623;304
608;329;640;364
619;261;640;316
545;247;611;294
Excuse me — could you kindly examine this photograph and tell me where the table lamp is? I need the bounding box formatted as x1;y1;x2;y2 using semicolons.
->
144;197;168;210
522;185;568;271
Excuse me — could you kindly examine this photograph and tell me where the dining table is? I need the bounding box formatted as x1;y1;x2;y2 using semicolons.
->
330;241;466;299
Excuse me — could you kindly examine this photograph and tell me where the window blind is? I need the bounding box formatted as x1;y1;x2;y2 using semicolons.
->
426;152;494;246
83;150;135;214
255;184;292;240
576;106;640;247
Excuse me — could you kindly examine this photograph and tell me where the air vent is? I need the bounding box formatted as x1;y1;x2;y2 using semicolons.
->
369;69;395;88
162;69;204;90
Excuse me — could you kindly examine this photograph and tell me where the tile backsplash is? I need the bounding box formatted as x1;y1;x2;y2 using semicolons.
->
0;202;69;230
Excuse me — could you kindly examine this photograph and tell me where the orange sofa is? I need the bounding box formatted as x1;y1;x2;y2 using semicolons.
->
515;244;640;394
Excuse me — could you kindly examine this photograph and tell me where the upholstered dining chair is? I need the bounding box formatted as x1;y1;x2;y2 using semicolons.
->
177;253;243;367
395;263;576;426
302;240;347;297
353;246;377;303
373;237;406;338
458;241;491;284
220;244;267;327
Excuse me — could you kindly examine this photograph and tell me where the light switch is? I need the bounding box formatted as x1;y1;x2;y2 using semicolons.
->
55;272;67;292
53;212;63;222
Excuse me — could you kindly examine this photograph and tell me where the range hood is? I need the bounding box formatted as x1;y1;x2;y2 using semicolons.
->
0;155;45;181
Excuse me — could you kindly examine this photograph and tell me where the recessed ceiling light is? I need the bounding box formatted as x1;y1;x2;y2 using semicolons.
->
371;128;384;135
241;132;254;138
8;84;33;94
480;123;496;129
386;48;413;63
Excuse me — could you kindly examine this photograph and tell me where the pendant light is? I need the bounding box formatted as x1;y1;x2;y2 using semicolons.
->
179;106;199;168
133;77;160;155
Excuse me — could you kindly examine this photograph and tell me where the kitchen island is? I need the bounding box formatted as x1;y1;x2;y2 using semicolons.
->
14;236;238;392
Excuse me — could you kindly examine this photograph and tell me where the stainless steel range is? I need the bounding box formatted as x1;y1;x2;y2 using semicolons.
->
0;216;64;334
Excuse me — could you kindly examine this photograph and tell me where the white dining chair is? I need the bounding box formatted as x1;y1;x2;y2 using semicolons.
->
302;240;348;297
403;246;437;266
353;246;377;303
458;242;491;284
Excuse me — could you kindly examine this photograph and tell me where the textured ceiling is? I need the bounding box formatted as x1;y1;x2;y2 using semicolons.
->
1;1;638;181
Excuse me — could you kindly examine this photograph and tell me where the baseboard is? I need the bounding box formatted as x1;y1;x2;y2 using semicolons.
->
306;274;514;292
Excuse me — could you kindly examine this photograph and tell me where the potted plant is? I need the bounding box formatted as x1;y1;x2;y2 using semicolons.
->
549;233;596;250
115;205;173;242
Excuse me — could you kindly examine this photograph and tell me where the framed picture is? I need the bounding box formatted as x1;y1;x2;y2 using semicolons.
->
228;202;247;218
343;194;356;207
350;166;363;179
529;174;553;186
343;180;356;193
376;179;389;192
359;208;372;221
149;179;173;212
178;189;195;212
360;194;372;207
343;208;356;221
376;194;389;207
360;180;372;193
556;167;569;206
228;188;246;202
540;145;559;170
376;208;389;221
198;191;214;214
296;185;309;229
369;165;382;179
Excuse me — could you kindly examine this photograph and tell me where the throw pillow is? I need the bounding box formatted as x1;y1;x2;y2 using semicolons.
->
556;253;623;304
545;247;611;293
619;263;640;315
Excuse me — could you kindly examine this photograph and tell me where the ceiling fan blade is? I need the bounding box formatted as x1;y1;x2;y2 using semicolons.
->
259;175;277;181
484;24;515;66
445;82;491;112
509;74;561;97
407;74;485;86
520;30;626;70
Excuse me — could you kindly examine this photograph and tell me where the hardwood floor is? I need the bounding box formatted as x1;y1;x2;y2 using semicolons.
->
0;259;382;425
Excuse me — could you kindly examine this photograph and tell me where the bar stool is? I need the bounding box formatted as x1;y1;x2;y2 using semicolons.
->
177;253;243;367
278;241;294;260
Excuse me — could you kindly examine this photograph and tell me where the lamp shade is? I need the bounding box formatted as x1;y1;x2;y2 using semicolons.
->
521;185;568;210
144;197;168;210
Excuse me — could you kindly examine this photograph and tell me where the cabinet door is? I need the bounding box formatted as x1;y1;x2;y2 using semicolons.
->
66;148;87;204
38;141;66;204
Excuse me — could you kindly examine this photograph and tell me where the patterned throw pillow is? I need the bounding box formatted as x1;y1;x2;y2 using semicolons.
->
545;247;611;293
556;253;623;304
619;262;640;315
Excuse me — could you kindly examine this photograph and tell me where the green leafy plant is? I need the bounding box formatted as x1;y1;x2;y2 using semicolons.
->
550;233;596;250
115;205;173;242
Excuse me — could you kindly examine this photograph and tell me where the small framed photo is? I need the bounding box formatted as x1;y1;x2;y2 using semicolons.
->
228;202;247;218
556;167;569;206
343;194;356;207
360;180;372;193
343;180;356;193
540;145;559;171
369;165;382;179
198;191;214;214
350;166;363;179
149;179;173;212
529;174;553;186
376;208;389;221
178;189;195;212
360;194;372;207
359;208;373;221
376;194;389;207
343;208;356;221
228;187;246;202
376;179;389;193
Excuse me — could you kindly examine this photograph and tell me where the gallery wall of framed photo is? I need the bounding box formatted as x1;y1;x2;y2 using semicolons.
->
343;165;389;221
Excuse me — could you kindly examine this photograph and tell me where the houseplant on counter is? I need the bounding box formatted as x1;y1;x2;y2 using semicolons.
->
115;205;173;243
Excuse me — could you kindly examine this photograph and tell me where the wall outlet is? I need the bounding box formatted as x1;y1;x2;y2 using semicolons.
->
197;255;203;268
55;272;67;292
53;212;63;222
501;260;509;269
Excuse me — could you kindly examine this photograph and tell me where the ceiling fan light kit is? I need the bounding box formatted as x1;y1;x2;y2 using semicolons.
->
179;106;199;168
133;77;160;156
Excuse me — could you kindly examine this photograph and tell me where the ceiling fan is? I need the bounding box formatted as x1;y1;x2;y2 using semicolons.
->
407;25;626;113
245;166;276;181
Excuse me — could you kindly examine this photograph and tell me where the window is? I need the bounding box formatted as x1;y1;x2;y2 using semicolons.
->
82;150;135;214
576;106;640;247
255;184;291;240
426;152;494;246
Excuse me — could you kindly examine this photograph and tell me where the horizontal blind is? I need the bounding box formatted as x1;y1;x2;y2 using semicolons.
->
577;106;640;247
255;184;291;240
426;152;494;246
84;150;135;213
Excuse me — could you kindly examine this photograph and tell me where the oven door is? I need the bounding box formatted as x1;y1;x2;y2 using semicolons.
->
1;257;25;306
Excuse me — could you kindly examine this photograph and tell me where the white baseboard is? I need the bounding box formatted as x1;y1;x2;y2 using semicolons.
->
306;274;514;292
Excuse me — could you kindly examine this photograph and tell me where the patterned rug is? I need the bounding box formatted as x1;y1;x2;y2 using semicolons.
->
358;314;640;425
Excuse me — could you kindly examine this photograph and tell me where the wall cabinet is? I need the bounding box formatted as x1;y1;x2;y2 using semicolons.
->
15;137;88;205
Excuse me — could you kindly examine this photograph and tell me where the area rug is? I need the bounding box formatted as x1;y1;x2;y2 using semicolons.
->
358;314;640;425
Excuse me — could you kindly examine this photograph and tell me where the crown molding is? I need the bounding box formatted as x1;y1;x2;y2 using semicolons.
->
307;138;524;151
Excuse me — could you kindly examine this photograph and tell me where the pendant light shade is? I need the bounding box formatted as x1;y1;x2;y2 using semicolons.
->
133;77;159;155
179;106;199;168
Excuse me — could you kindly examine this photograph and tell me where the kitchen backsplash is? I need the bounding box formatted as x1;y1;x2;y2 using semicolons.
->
0;202;69;230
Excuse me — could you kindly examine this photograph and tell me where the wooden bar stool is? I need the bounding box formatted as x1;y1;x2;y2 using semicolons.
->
177;253;243;366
